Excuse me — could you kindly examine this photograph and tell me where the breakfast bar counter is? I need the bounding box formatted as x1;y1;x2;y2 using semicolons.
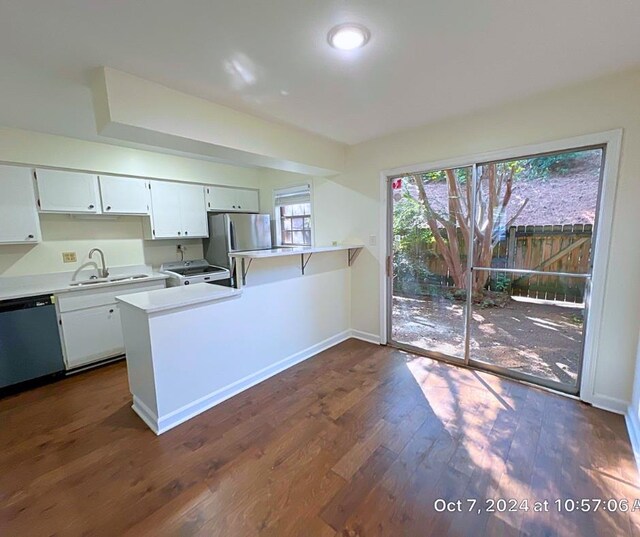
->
229;243;363;284
117;245;355;435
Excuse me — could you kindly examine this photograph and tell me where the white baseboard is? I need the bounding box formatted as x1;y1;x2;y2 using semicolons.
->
132;396;160;435
350;329;381;345
140;329;352;435
625;406;640;476
590;393;628;415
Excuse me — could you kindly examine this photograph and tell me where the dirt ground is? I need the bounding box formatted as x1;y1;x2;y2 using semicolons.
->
392;295;584;386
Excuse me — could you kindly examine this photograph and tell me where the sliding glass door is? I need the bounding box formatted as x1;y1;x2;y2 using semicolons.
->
388;146;605;394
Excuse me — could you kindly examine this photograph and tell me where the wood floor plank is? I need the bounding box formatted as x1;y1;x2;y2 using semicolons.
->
321;445;397;531
0;339;638;537
331;418;393;480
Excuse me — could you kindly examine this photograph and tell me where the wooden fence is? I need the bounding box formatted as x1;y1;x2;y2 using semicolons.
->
398;224;592;303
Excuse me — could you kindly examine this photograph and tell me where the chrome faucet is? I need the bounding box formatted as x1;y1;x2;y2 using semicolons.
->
89;248;109;279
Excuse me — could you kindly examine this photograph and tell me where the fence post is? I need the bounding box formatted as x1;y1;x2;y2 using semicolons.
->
507;226;517;269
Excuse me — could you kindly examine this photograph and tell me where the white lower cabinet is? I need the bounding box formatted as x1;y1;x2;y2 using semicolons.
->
60;305;124;369
57;279;165;369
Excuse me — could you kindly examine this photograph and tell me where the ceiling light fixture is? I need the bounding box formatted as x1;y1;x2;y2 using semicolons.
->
327;23;370;50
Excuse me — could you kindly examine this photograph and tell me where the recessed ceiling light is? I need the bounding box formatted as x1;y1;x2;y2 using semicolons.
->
327;23;370;50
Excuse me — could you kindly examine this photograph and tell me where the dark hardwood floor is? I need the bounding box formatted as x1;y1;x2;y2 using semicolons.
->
1;339;639;536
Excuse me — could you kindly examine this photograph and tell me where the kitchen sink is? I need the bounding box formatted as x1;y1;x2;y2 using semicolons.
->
69;274;150;287
108;274;150;282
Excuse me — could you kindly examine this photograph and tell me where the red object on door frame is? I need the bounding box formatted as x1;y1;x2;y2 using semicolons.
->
392;178;402;190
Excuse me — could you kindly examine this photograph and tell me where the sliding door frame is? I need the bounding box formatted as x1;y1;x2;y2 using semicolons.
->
379;130;623;403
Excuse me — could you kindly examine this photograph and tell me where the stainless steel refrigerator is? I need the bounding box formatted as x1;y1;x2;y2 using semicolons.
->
204;213;272;271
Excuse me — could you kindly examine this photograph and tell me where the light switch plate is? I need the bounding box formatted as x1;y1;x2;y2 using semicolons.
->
369;235;377;246
62;252;77;263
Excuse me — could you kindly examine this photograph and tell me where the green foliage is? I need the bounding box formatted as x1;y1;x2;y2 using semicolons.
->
419;167;471;186
393;191;434;251
492;273;512;293
392;190;437;295
515;149;598;181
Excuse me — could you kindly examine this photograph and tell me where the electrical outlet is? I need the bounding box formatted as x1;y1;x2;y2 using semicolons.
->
369;235;377;246
62;252;77;263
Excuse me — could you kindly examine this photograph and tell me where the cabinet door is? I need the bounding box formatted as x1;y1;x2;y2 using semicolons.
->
99;176;150;215
0;165;41;243
35;169;100;213
235;189;260;213
205;186;238;211
61;304;124;368
180;184;208;238
148;181;183;238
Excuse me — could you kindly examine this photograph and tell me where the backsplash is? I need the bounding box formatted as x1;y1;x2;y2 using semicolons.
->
0;214;203;277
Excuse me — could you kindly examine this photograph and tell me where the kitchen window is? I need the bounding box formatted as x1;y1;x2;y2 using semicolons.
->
274;184;312;246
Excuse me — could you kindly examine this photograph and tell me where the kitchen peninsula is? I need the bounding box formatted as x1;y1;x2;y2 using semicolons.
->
117;244;362;434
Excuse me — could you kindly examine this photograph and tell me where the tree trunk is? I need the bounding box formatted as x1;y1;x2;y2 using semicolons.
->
415;164;528;295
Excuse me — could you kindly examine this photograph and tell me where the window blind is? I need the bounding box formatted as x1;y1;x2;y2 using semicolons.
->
273;184;311;206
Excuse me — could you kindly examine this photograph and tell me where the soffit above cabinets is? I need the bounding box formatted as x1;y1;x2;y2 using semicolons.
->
92;68;345;176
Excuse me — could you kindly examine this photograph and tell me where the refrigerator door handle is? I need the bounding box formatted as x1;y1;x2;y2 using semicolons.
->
229;219;236;251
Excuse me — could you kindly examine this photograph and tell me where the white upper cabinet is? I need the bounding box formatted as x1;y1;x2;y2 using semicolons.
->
205;186;259;213
147;181;182;238
179;183;209;238
205;186;236;211
145;181;208;239
99;175;150;215
35;168;100;213
0;165;41;244
235;188;260;213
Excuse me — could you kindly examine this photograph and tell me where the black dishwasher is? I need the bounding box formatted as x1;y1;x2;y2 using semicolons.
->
0;294;65;391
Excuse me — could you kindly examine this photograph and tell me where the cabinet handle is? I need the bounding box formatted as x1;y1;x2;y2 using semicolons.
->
27;234;34;239
109;309;114;314
178;231;181;235
238;206;242;209
185;231;188;235
88;204;95;209
106;205;111;211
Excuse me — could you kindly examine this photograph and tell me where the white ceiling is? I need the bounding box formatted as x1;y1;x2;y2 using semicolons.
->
1;0;639;146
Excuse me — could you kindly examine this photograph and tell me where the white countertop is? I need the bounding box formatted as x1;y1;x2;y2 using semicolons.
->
0;265;168;302
116;283;242;314
229;244;364;259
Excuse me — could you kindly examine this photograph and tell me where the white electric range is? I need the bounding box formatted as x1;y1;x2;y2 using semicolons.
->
160;259;231;287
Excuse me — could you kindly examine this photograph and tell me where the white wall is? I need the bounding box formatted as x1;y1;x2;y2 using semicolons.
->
627;333;640;466
0;126;260;276
258;167;360;248
326;68;640;409
0;215;204;276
